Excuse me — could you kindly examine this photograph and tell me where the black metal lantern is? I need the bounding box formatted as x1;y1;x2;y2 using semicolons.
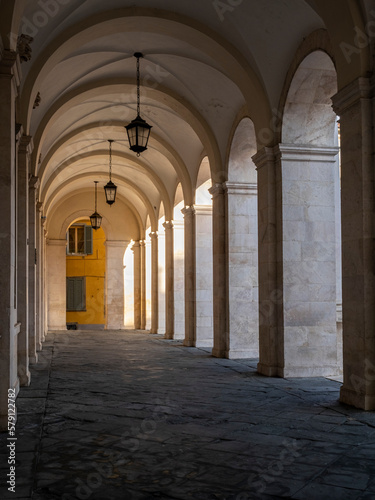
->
104;139;117;205
90;181;102;230
125;52;152;156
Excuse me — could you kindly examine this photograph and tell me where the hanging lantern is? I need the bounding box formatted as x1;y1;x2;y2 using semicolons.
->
125;52;152;156
104;139;117;205
90;181;102;230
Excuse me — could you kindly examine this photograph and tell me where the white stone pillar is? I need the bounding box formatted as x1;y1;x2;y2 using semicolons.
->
209;185;228;358
28;181;40;362
150;232;159;334
0;50;21;431
195;205;213;347
39;209;47;343
106;240;129;329
332;78;375;410
278;145;339;377
158;230;166;334
140;240;146;329
252;147;280;376
133;241;141;329
225;182;259;358
17;135;33;385
182;207;196;346
173;220;185;340
163;221;174;339
46;239;67;331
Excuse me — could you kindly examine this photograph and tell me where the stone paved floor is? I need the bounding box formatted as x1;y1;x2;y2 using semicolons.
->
1;330;375;500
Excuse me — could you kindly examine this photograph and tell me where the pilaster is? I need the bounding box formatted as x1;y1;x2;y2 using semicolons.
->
17;135;33;384
181;206;196;347
29;177;39;362
208;184;227;358
150;232;158;334
132;241;141;329
163;221;174;339
140;240;146;330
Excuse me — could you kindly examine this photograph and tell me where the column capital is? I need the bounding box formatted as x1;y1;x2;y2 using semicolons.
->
252;146;276;170
224;182;257;195
149;231;158;241
332;77;372;115
139;239;146;247
132;240;141;249
105;240;130;249
181;205;195;217
275;144;340;163
29;175;40;190
19;135;34;155
194;204;213;215
36;201;43;212
209;183;225;198
0;49;21;86
163;220;174;231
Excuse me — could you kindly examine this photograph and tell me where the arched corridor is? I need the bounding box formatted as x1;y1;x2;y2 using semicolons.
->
2;0;375;495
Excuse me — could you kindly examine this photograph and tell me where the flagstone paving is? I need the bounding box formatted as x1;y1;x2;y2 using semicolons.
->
1;330;375;499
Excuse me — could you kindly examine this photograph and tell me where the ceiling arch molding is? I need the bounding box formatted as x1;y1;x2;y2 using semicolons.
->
31;79;223;183
37;122;193;208
20;7;272;143
49;188;145;239
44;171;158;232
40;149;172;221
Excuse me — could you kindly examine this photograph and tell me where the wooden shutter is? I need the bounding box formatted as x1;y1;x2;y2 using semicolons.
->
66;277;85;311
84;225;93;255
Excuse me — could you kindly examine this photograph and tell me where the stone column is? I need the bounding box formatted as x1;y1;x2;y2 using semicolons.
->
28;181;39;362
132;241;141;329
332;78;375;410
209;184;228;358
163;221;174;339
173;220;185;340
46;239;67;331
140;240;146;329
39;211;47;342
150;232;158;334
225;182;259;358
195;205;213;347
253;147;281;376
106;240;129;329
278;144;339;377
17;135;33;385
158;230;166;334
0;50;21;431
182;206;196;347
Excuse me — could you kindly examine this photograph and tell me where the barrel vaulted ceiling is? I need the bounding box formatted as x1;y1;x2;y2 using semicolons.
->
0;0;369;235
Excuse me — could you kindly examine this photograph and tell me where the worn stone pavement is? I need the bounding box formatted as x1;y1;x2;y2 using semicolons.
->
1;330;375;500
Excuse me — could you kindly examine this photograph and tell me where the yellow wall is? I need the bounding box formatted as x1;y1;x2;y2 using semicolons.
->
66;221;106;327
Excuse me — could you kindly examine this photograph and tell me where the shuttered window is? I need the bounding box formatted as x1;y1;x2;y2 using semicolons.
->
66;277;86;311
67;225;93;255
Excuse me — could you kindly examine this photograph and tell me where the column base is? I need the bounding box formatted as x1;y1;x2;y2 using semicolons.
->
183;340;195;347
257;362;281;377
340;386;375;411
226;349;259;359
37;342;42;351
212;347;226;358
164;332;174;340
19;370;31;387
29;354;38;365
